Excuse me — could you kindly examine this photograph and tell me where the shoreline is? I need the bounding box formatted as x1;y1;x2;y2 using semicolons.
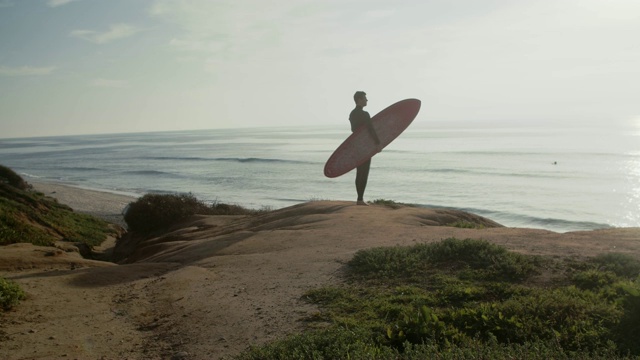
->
29;180;137;228
28;180;621;234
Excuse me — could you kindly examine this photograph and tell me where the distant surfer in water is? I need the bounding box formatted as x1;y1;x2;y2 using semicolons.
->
349;91;381;206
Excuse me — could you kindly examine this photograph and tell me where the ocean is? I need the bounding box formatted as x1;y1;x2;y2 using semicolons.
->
1;122;638;233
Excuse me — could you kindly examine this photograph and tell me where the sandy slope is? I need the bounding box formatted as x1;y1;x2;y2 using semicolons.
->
1;185;639;359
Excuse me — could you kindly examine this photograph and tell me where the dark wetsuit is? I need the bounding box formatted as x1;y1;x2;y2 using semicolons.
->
349;106;371;132
349;106;379;202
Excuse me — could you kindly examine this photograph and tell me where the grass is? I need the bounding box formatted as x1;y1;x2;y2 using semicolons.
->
0;179;118;247
372;199;417;209
0;277;26;311
124;193;263;234
235;239;640;359
447;220;486;229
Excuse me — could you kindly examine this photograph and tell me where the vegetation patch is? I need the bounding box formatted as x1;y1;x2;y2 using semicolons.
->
348;238;540;283
0;165;117;247
236;239;640;359
372;199;416;209
124;193;261;234
0;165;30;190
447;220;486;229
0;277;26;311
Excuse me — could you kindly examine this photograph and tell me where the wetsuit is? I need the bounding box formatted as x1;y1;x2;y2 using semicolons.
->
349;106;379;202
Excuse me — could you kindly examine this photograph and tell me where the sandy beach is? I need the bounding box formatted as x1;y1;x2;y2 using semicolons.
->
29;181;137;228
1;182;639;359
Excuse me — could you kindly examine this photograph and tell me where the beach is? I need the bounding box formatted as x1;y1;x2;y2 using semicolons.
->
30;181;136;228
1;182;639;359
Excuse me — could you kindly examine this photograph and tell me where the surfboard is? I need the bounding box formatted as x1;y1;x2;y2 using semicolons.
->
324;98;421;178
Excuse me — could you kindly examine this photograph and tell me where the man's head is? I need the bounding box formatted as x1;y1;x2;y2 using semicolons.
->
353;91;368;107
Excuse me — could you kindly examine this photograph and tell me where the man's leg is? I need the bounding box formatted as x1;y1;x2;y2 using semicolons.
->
355;159;371;204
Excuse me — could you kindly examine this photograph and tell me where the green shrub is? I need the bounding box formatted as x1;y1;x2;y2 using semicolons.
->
612;279;640;354
493;286;621;350
123;193;257;234
0;207;53;245
235;326;396;360
348;238;539;282
0;277;26;310
0;165;30;190
592;253;640;279
447;220;485;229
0;169;116;248
348;245;423;279
124;193;208;233
372;199;415;209
573;269;618;290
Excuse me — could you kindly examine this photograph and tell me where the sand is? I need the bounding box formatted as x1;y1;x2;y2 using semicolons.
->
1;183;639;359
29;181;137;228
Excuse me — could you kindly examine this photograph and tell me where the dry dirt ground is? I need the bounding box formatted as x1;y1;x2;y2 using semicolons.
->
1;184;639;359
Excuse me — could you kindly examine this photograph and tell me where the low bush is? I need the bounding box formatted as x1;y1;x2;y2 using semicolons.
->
372;199;414;209
447;220;485;229
124;193;206;233
235;326;395;360
0;165;30;190
123;193;257;234
0;277;26;310
592;253;640;278
348;238;540;282
613;279;640;354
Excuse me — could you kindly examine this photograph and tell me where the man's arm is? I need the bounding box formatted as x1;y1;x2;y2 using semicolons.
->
364;113;381;145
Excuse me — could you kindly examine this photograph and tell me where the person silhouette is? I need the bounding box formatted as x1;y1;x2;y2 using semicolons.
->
348;91;381;205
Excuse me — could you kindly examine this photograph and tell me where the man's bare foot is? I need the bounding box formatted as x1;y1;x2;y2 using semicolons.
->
357;200;369;206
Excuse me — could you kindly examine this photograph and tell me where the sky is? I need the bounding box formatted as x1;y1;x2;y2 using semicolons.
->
1;0;639;138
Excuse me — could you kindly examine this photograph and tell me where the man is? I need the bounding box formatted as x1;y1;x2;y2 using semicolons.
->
349;91;381;205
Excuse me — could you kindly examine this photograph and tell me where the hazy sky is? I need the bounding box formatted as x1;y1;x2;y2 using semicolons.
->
1;0;639;138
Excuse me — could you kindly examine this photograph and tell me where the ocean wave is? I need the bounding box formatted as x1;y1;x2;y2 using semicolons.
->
476;211;612;233
20;172;44;179
214;157;310;164
445;150;630;157
60;166;103;172
516;216;613;232
414;204;612;233
0;142;45;149
407;168;560;179
145;189;194;195
121;170;186;178
269;197;309;203
139;156;312;164
142;156;211;161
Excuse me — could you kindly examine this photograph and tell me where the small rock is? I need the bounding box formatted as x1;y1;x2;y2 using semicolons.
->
28;329;37;334
49;336;56;340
